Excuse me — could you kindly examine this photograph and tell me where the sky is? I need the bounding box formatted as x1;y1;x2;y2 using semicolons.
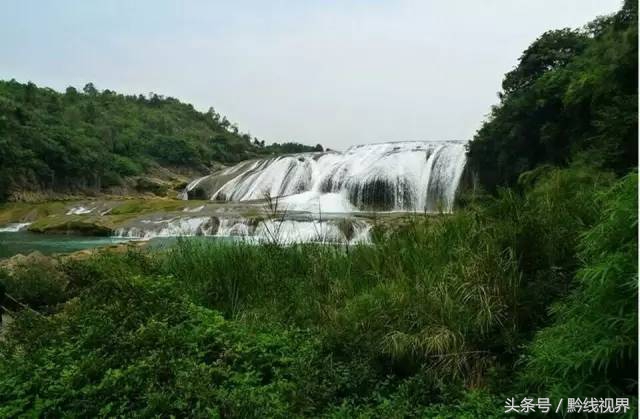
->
0;0;622;150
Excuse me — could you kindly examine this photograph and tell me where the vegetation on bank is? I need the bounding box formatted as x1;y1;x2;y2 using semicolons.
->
0;1;637;417
0;167;636;417
0;80;322;201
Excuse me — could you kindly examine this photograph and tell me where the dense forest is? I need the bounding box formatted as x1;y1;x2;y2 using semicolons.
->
0;1;637;417
468;0;637;190
0;80;322;201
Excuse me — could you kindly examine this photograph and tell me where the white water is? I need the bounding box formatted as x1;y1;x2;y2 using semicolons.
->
183;205;205;213
116;141;466;244
177;175;210;200
114;216;370;245
0;222;32;232
217;218;251;237
184;141;467;213
66;206;95;215
254;219;371;244
114;217;215;239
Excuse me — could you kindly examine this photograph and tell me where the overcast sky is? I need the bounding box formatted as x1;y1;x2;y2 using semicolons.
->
0;0;622;150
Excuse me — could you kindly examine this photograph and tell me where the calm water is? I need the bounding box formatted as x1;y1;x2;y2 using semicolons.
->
0;232;132;259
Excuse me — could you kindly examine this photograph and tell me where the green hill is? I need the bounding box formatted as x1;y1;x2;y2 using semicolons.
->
0;80;322;201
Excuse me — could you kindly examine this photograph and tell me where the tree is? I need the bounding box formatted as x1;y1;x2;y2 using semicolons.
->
206;107;220;123
83;82;98;96
468;4;637;191
65;86;79;102
24;82;37;104
0;79;324;200
501;29;588;97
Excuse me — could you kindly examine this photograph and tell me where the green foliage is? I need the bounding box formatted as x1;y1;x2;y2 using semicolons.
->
522;172;638;403
0;166;636;416
264;142;324;154
468;3;637;190
2;255;67;311
0;81;321;201
501;28;588;95
329;389;504;418
0;2;636;416
0;275;322;418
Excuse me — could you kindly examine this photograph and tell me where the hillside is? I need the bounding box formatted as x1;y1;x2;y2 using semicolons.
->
0;80;322;201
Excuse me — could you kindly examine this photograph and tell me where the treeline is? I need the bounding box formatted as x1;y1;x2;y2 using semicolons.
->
0;80;322;200
468;0;637;190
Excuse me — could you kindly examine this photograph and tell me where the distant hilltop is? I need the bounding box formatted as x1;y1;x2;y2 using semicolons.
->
0;79;321;202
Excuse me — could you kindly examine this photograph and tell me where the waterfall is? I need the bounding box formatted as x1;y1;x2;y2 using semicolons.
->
114;216;371;244
0;222;32;232
115;141;467;243
184;141;467;213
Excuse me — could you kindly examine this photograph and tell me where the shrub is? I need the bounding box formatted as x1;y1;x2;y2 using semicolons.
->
2;254;67;311
522;173;638;405
0;274;323;418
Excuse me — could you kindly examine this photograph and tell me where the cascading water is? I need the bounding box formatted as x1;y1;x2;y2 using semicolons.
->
114;216;370;245
183;141;467;213
0;222;32;232
108;141;468;244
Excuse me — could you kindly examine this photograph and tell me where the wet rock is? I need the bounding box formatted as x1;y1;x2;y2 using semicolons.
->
196;216;220;236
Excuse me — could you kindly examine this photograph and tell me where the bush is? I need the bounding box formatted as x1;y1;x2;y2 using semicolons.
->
522;173;638;405
0;274;323;418
2;254;67;311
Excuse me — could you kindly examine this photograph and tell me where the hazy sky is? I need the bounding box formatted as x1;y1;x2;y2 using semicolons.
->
0;1;622;150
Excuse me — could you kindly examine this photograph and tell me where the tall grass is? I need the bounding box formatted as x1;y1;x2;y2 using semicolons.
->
154;166;615;386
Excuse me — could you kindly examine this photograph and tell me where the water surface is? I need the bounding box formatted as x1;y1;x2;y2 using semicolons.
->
0;232;131;259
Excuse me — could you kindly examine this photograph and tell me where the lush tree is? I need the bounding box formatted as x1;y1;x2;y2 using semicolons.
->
0;80;322;200
468;2;637;191
82;82;98;96
501;29;588;96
